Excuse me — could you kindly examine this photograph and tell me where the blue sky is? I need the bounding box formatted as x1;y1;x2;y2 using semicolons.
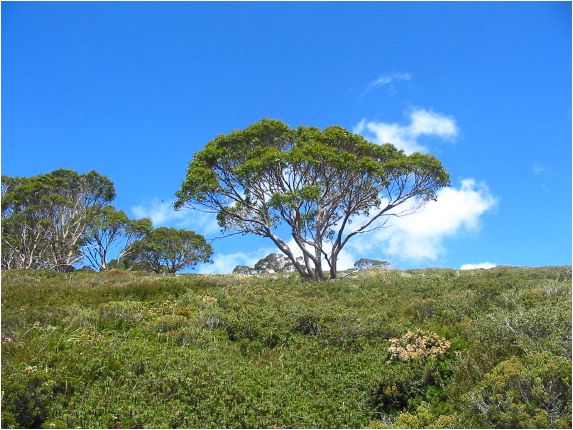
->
2;1;571;272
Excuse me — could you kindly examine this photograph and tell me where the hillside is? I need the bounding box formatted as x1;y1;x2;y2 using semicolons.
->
1;266;571;428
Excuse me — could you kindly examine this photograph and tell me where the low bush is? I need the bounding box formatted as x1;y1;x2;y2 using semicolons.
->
371;356;454;416
1;372;66;428
388;330;451;362
149;314;189;333
390;402;458;428
96;301;145;330
467;299;571;357
1;265;570;428
461;352;571;428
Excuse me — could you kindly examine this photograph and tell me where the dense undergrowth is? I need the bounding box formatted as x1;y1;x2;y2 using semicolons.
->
1;266;571;428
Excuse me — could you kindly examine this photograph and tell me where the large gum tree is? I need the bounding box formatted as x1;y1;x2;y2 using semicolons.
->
1;169;115;272
175;119;449;280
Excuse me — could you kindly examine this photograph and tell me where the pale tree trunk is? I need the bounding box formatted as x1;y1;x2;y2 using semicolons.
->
329;251;338;280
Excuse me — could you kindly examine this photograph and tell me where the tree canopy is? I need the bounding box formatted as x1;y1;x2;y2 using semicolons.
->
2;170;214;275
2;169;115;271
176;119;449;280
354;258;391;270
254;253;295;273
82;206;153;271
232;253;300;275
121;227;213;274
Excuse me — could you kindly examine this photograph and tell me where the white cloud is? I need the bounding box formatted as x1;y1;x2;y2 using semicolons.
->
354;109;458;154
460;262;497;270
366;72;412;93
409;110;458;137
131;199;219;235
345;179;497;263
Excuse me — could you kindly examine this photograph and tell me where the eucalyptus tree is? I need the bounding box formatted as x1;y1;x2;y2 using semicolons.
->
1;176;51;269
175;119;450;280
82;206;152;271
122;227;212;274
1;169;115;272
354;258;391;270
254;253;295;273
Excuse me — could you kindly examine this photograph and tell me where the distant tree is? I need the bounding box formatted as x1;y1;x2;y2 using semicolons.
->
253;253;298;273
175;119;449;280
123;227;213;274
1;170;115;272
82;206;152;271
107;258;148;272
1;176;50;270
354;258;391;270
233;254;302;276
232;265;258;275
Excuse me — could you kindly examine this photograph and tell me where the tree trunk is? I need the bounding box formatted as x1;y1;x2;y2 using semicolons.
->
329;250;339;279
313;244;323;281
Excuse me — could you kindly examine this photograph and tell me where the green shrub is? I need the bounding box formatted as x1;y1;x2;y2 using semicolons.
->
295;315;322;336
1;266;570;428
149;314;189;333
371;356;453;415
223;308;292;348
170;326;208;346
462;352;572;428
467;300;571;357
405;299;439;323
61;305;98;329
1;371;64;428
391;402;458;428
97;301;145;330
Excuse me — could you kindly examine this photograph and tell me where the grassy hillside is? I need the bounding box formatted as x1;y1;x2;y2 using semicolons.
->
1;266;571;428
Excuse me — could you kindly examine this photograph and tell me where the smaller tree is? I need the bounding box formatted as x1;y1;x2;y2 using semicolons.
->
232;265;258;275
82;206;152;271
123;227;212;274
254;253;295;273
233;253;303;275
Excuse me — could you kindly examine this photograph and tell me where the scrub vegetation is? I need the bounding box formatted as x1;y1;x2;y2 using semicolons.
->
1;265;571;428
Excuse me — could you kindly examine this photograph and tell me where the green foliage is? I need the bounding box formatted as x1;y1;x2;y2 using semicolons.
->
254;252;294;273
83;205;152;271
1;169;115;272
97;301;146;330
390;402;458;429
1;266;570;428
175;119;449;280
233;253;301;275
467;296;571;357
461;353;572;428
371;356;454;416
122;227;213;273
149;314;190;333
1;371;66;428
354;258;391;270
